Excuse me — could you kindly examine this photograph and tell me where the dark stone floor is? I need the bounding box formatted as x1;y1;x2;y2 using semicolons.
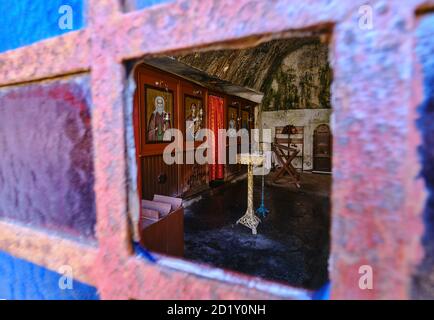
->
184;173;331;290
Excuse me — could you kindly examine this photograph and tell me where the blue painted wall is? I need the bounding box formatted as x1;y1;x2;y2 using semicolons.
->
0;250;99;300
133;0;173;10
0;0;85;53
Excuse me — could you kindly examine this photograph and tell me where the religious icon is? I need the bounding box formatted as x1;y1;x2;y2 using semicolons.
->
145;86;173;143
241;110;250;130
185;95;204;141
227;106;238;137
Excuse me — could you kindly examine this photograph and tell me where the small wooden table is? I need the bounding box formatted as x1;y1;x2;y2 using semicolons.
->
236;153;264;234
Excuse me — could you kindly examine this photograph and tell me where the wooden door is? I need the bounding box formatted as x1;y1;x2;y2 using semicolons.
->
313;124;332;172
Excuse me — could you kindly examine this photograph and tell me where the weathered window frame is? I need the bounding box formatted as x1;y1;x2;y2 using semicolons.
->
0;0;431;300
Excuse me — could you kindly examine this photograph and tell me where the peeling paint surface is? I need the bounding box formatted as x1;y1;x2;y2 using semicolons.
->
0;75;96;239
330;3;426;299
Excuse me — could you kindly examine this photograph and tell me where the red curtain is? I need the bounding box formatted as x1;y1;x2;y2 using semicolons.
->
208;95;224;181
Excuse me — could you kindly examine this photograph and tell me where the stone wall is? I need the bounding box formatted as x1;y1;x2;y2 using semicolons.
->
177;38;331;112
177;37;322;94
262;109;332;170
261;43;331;111
259;42;332;171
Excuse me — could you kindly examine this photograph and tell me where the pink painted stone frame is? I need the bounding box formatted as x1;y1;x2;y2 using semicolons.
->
0;0;433;299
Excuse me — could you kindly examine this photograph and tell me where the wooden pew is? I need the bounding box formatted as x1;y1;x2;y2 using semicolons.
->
140;195;184;257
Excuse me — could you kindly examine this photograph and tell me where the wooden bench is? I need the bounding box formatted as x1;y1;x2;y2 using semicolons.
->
140;195;184;257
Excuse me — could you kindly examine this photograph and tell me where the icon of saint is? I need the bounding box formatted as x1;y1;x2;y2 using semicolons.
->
147;96;171;142
186;102;203;141
228;113;237;137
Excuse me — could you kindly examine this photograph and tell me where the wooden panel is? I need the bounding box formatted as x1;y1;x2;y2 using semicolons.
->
180;161;208;197
136;64;181;200
140;218;167;253
166;209;184;257
140;207;184;257
225;144;240;179
179;81;209;197
141;155;180;200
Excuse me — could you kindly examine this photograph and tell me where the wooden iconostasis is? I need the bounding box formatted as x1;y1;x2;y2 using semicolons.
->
134;64;255;201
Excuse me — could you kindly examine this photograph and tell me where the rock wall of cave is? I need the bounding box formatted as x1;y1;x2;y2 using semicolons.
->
176;37;332;111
